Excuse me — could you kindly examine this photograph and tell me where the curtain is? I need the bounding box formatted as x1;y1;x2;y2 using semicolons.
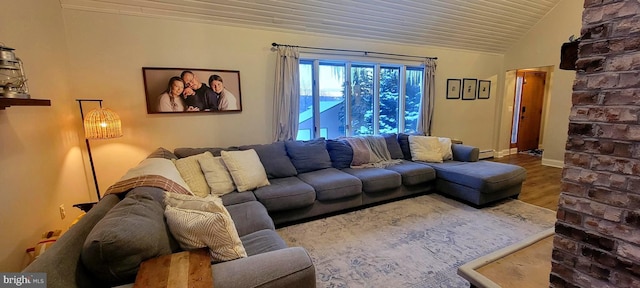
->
273;46;300;141
417;59;436;135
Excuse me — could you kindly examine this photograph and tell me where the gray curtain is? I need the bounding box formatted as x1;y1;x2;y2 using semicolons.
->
417;59;436;135
273;46;300;141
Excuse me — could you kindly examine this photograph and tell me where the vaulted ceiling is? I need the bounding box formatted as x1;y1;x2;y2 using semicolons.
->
60;0;563;53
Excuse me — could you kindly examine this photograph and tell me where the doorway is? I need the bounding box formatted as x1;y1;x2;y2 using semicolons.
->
510;70;546;152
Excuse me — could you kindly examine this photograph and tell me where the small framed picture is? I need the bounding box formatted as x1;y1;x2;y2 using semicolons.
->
478;80;491;99
446;79;461;99
462;78;477;100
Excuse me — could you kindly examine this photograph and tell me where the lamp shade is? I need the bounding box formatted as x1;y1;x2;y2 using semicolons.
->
83;107;122;139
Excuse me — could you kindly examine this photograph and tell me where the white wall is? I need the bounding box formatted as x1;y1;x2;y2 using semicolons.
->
61;9;506;192
0;0;88;271
503;0;584;167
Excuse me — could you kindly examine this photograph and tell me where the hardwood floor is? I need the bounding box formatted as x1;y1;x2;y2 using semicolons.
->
490;154;563;211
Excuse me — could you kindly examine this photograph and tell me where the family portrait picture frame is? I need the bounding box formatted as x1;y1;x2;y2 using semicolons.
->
143;67;242;114
478;80;491;99
446;79;461;99
462;78;477;100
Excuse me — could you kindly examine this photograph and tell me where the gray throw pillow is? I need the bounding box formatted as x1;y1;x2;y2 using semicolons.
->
239;142;297;179
285;138;332;173
81;189;175;284
382;133;404;159
326;139;353;169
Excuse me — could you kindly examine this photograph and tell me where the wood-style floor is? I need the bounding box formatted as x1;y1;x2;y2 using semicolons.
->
490;153;563;211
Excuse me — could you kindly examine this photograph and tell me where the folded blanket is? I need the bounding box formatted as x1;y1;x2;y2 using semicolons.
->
343;136;402;168
105;158;194;196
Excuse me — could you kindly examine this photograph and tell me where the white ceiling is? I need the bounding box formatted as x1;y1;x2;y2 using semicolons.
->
60;0;563;53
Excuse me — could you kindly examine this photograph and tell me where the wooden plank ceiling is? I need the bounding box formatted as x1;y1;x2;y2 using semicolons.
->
60;0;562;53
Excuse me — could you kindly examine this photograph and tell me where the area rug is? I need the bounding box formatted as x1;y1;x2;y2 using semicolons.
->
277;194;556;288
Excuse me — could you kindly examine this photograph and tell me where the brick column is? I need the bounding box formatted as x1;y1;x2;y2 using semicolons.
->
552;1;640;287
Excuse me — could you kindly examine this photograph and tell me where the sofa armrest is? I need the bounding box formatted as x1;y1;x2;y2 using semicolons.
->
212;247;316;288
23;194;121;288
452;144;480;162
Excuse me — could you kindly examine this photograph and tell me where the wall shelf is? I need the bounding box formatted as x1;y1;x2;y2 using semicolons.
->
0;98;51;110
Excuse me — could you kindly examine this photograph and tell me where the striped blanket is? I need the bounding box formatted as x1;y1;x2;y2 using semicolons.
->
104;158;194;196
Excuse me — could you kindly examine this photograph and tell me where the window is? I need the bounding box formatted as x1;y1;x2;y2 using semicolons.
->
298;59;423;140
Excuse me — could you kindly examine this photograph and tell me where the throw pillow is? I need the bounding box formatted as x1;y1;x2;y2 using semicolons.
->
409;135;443;163
81;190;175;283
382;133;404;159
239;142;297;179
439;137;453;161
220;149;270;192
326;139;353;169
172;153;210;197
164;205;247;263
146;147;178;160
197;152;236;196
285;138;332;173
164;192;230;221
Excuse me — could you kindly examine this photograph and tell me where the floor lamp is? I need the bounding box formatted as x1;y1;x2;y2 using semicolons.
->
73;99;122;212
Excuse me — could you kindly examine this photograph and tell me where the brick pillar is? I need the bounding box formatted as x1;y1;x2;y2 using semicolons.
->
552;1;640;287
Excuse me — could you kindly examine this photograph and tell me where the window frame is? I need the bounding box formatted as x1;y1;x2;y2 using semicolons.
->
298;57;424;139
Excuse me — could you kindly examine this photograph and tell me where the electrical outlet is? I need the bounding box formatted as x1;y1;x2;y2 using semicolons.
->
59;204;66;220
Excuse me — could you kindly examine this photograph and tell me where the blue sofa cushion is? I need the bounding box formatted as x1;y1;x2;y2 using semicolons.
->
342;168;402;193
253;177;316;212
426;161;526;193
297;168;362;201
240;229;288;256
225;201;275;237
239;142;298;179
384;160;437;186
285;139;332;173
382;133;404;159
326;139;353;169
81;189;176;284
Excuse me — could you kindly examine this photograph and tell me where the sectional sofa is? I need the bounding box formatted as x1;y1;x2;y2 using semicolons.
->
23;133;526;288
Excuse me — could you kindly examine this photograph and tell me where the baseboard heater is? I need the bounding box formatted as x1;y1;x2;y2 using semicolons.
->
479;149;495;159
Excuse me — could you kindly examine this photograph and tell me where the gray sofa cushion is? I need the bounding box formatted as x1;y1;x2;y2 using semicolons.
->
342;168;402;193
239;142;298;179
427;161;527;193
81;190;175;284
285;139;332;173
225;201;275;237
382;133;404;159
297;168;362;201
326;139;353;169
385;160;437;186
221;191;257;206
253;177;316;212
240;229;288;256
174;146;239;158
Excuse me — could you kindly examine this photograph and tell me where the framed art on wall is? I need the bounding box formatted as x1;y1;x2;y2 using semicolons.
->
446;79;461;99
462;78;477;100
142;67;242;114
478;80;491;99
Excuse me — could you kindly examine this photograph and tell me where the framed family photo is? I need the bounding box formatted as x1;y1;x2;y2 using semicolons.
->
478;80;491;99
462;78;477;100
446;79;461;99
143;67;242;114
